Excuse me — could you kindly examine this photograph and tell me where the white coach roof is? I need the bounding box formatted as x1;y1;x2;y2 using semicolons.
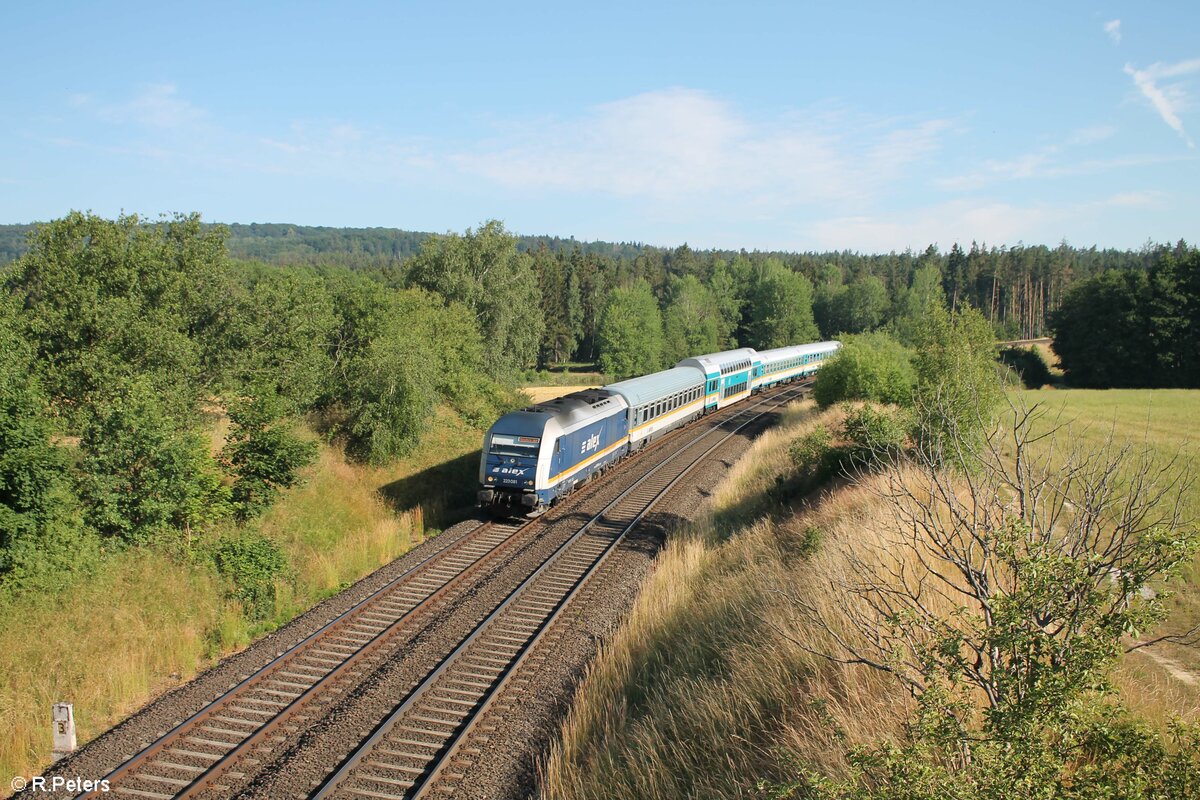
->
757;341;842;363
675;347;758;374
604;366;706;408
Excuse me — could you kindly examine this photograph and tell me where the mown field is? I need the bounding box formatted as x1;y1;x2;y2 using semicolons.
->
541;388;1200;799
1013;389;1200;724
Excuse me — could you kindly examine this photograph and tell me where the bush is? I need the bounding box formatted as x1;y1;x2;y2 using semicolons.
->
783;425;843;496
789;426;833;472
812;333;915;408
840;403;910;469
0;300;98;593
78;381;230;543
210;530;289;620
911;304;1002;463
221;390;317;520
998;345;1052;388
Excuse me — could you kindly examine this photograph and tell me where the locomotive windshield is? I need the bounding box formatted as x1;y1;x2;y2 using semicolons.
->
489;433;541;457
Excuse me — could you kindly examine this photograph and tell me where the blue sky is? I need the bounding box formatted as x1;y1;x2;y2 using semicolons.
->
2;1;1198;252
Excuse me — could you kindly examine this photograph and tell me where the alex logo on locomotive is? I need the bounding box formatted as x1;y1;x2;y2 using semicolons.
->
493;466;529;476
580;432;601;454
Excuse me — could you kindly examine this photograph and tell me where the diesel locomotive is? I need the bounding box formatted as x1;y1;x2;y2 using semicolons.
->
477;340;840;515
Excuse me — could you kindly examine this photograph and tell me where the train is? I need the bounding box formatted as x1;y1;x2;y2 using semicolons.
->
477;340;841;515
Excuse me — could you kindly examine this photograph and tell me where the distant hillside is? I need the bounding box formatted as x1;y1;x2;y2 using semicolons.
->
0;222;650;266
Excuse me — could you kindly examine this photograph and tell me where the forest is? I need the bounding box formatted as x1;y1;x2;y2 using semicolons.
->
2;221;1191;347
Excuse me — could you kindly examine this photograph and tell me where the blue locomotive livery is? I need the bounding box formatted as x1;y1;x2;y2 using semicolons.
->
478;389;629;512
478;340;841;515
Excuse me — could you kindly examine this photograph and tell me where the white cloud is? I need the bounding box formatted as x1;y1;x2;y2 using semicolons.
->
450;88;949;213
808;200;1054;251
1068;124;1116;145
1104;190;1162;207
1104;19;1122;44
253;120;434;180
933;125;1163;191
1124;58;1200;147
98;83;206;128
805;192;1165;252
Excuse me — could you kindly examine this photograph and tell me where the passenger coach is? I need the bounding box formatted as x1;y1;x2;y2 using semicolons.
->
753;341;840;390
607;366;706;451
675;347;761;412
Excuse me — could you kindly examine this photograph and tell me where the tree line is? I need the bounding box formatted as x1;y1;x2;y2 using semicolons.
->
0;213;535;602
4;222;1190;348
1051;244;1200;388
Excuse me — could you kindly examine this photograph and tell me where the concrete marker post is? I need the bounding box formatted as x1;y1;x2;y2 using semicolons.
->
52;702;76;762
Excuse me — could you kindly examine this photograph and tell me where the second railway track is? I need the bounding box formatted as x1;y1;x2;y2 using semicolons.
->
73;382;809;800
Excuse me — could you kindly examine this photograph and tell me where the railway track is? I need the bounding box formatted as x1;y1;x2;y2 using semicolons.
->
77;382;808;800
310;384;808;800
81;520;535;800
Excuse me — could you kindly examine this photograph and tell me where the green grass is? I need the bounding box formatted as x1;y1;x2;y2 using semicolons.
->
1017;388;1199;453
1013;388;1199;587
0;549;231;782
263;405;484;614
524;362;609;386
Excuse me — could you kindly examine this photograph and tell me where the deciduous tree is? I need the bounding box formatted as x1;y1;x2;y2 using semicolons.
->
406;220;543;378
598;280;664;379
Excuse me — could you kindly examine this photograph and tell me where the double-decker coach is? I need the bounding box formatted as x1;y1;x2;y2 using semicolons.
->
675;347;762;412
753;340;841;391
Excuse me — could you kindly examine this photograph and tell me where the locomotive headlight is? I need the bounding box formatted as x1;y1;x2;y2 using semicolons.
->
526;480;534;486
487;476;495;482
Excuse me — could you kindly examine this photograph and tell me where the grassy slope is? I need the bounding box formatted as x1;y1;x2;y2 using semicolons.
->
542;390;1200;799
542;402;911;799
0;404;485;782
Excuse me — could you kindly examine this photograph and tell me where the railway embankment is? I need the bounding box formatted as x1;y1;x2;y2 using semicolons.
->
539;389;1200;799
0;403;484;788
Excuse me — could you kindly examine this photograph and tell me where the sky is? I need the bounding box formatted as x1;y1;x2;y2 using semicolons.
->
2;1;1198;252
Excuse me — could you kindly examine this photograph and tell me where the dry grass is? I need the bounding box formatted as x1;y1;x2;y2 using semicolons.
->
543;390;1200;798
259;446;425;617
541;402;911;799
0;550;231;781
